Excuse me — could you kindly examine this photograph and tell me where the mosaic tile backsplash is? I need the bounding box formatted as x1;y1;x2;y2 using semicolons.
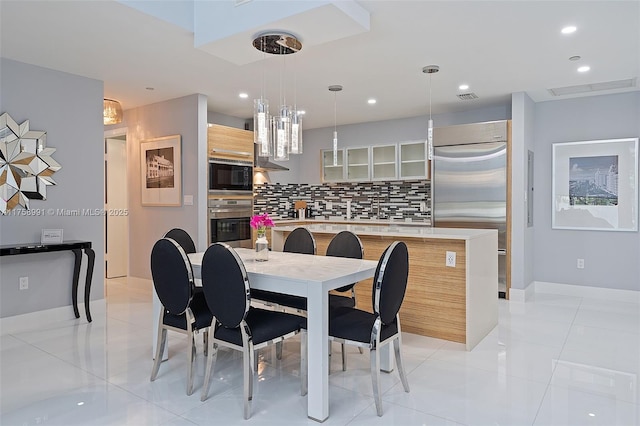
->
254;180;430;222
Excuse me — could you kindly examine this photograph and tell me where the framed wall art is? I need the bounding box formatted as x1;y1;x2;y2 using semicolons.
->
140;135;181;206
552;137;638;231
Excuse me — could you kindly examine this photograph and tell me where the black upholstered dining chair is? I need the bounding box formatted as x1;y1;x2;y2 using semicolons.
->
251;227;316;315
164;228;197;254
199;243;303;419
150;238;213;395
301;241;411;416
326;230;365;369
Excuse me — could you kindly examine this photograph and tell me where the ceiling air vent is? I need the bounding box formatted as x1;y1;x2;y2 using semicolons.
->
548;78;637;96
457;92;479;101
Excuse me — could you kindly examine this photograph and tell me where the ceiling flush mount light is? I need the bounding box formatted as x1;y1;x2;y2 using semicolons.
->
252;31;304;159
103;99;123;125
561;25;577;34
578;65;591;73
329;85;343;166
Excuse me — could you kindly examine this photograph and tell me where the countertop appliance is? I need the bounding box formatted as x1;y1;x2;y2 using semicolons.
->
432;120;508;297
208;199;252;248
208;158;253;195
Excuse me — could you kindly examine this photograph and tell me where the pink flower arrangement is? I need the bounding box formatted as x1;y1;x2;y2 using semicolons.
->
250;213;275;234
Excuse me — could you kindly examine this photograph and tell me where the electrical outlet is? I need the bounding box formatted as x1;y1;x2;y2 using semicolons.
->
19;276;29;290
326;201;333;210
445;251;456;267
577;258;585;269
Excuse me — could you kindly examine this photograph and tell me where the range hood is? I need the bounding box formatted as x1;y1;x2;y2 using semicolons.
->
254;145;289;171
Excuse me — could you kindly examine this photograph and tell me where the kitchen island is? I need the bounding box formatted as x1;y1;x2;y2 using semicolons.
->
271;222;498;350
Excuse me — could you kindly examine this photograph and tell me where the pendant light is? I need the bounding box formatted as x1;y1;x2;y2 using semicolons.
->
252;32;303;160
103;99;123;125
328;85;342;166
289;54;303;154
423;65;439;229
422;65;439;161
254;37;271;157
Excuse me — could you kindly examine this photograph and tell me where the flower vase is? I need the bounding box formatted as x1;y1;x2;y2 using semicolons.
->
255;231;269;261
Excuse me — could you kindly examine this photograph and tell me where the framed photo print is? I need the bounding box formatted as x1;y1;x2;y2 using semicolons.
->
140;135;182;206
552;137;638;231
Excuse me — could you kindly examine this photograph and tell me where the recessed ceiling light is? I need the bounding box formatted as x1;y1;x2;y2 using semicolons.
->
145;87;154;91
297;110;306;115
458;84;469;91
368;99;377;104
561;26;577;34
569;55;581;61
239;92;248;99
577;65;591;73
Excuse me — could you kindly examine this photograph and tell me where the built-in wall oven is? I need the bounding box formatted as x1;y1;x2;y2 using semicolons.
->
208;199;252;248
208;158;253;195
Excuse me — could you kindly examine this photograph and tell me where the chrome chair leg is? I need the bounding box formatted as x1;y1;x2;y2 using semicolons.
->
187;329;196;395
300;329;308;396
341;343;347;371
393;336;410;392
370;347;383;416
201;339;218;401
243;345;254;419
275;341;283;360
150;311;166;381
203;330;208;356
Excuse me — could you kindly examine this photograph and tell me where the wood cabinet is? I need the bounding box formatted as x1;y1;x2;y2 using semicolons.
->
207;124;254;161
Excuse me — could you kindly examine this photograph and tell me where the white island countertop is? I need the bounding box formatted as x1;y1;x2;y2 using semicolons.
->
272;222;496;241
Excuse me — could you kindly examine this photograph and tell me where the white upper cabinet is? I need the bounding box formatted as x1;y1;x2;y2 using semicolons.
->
371;144;397;180
321;148;345;182
346;146;370;181
399;140;427;179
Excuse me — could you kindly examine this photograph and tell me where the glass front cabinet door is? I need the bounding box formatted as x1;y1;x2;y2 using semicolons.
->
399;141;427;179
322;148;345;182
346;146;370;181
372;144;397;180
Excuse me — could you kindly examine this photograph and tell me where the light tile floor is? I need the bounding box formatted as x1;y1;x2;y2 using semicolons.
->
1;277;639;425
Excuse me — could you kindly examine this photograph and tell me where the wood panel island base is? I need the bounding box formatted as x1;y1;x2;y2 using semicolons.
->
272;223;498;350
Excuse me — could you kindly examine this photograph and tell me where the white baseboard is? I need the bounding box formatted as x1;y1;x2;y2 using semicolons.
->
0;300;106;335
532;281;640;303
508;283;535;302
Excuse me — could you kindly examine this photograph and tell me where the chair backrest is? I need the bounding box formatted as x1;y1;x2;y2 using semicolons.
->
326;231;364;292
200;242;250;329
283;227;316;255
371;241;409;325
151;238;194;315
164;228;197;254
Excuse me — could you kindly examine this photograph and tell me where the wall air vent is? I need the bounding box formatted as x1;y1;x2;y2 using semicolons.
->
457;93;479;100
548;78;637;96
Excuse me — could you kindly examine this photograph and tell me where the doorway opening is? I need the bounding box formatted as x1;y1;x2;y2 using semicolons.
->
104;129;129;278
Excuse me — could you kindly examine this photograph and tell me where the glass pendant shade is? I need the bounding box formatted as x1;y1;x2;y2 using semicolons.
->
254;98;271;157
427;118;433;160
290;110;303;154
272;106;291;161
332;131;338;166
103;99;123;125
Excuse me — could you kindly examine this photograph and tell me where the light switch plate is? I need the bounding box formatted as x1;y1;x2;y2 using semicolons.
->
445;251;456;267
183;195;193;206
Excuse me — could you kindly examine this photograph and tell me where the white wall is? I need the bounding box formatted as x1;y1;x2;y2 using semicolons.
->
533;92;640;291
124;94;207;279
511;92;537;290
0;58;105;317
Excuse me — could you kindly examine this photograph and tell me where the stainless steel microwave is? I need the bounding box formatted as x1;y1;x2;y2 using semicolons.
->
208;158;253;194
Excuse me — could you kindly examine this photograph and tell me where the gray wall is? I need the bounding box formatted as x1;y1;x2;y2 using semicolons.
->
0;58;105;317
533;92;640;291
124;94;207;279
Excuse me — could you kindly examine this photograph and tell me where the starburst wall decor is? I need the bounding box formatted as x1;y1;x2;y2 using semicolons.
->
0;112;61;214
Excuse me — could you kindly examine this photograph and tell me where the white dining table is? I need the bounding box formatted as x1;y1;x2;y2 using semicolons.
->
152;247;378;422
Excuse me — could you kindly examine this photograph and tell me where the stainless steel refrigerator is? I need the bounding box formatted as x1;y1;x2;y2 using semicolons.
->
432;120;508;297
